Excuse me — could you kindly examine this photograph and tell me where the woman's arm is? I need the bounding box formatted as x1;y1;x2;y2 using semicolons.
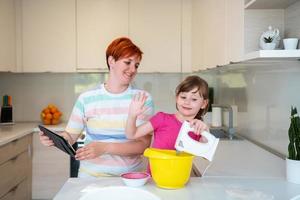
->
75;134;152;160
39;131;80;146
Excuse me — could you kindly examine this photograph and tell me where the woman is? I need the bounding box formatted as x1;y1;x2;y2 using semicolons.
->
39;37;154;178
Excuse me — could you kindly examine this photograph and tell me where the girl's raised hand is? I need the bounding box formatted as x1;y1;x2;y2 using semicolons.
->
129;92;147;117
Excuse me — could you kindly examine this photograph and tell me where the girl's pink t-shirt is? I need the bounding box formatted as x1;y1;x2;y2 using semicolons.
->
149;112;200;150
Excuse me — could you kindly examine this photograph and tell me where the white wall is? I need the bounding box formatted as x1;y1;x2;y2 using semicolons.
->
285;0;300;47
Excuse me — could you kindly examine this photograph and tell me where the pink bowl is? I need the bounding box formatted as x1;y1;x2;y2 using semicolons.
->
121;172;150;187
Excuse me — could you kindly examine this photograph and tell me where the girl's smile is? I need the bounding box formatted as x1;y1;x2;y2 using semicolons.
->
176;87;208;120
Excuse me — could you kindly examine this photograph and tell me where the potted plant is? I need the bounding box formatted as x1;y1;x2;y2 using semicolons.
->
262;36;276;50
286;106;300;184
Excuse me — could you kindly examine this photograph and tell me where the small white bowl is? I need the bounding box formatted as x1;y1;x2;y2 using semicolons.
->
121;172;150;187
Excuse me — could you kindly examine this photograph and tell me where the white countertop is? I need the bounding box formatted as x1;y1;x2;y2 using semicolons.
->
0;122;66;146
1;123;285;179
54;177;300;200
0;123;294;199
194;140;285;178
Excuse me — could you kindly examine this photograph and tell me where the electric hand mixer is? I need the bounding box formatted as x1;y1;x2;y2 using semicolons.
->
175;121;219;161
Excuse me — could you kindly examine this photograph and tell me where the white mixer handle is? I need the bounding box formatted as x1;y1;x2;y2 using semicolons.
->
175;121;219;161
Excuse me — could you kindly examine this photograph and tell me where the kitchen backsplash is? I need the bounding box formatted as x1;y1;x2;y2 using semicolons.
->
0;73;215;123
1;62;300;158
208;61;300;158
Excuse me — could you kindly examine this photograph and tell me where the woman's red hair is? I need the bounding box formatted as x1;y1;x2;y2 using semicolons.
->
106;37;143;69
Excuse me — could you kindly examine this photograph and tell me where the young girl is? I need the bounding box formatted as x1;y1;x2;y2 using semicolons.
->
126;75;209;150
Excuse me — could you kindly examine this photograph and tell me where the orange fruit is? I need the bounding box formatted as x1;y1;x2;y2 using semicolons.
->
53;112;60;119
43;119;51;125
45;113;53;120
40;112;46;119
50;107;58;114
43;108;50;114
52;119;60;125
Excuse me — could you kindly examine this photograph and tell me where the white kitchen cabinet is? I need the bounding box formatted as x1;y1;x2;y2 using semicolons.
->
129;0;182;72
76;0;129;71
191;0;244;70
0;134;32;200
0;0;16;72
21;0;76;72
32;132;69;199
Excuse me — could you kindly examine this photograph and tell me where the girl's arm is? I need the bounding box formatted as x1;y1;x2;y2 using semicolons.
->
126;92;154;139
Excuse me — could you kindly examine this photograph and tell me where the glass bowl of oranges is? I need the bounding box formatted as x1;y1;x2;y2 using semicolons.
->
40;104;62;125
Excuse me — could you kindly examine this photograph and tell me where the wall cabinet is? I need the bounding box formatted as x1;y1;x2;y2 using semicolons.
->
2;0;245;73
0;134;32;200
191;0;244;70
76;0;128;71
76;0;182;73
129;0;182;72
0;0;16;72
21;0;76;72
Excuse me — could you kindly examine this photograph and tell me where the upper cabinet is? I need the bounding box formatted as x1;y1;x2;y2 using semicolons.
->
191;0;244;71
0;0;16;72
76;0;182;73
21;0;76;72
129;0;182;73
76;0;128;72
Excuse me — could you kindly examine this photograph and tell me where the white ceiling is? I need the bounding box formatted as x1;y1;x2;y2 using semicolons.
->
245;0;299;9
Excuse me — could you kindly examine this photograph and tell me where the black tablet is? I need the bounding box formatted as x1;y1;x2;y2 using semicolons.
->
38;125;76;157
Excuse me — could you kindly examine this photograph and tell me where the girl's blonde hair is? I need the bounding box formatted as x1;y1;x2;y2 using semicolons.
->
175;75;209;120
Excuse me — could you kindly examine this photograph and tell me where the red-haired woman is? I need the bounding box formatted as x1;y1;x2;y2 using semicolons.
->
40;37;154;178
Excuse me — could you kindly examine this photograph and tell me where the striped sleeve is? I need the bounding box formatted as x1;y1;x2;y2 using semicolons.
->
65;95;85;135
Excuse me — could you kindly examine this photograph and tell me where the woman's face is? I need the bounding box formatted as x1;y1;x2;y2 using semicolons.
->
109;55;140;85
176;87;208;118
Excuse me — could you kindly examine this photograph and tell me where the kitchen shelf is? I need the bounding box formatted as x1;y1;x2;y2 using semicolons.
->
244;0;298;9
244;50;300;61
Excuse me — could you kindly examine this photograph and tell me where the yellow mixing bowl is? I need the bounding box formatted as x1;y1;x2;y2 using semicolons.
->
144;148;194;189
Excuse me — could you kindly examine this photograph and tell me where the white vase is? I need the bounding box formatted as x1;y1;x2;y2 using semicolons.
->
283;38;299;50
261;43;276;50
286;158;300;184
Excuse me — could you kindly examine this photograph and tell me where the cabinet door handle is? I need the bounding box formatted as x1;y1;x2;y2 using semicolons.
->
11;138;19;144
11;155;18;162
10;184;18;193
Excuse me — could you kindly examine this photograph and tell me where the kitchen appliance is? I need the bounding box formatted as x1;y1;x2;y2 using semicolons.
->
175;121;219;161
144;148;194;189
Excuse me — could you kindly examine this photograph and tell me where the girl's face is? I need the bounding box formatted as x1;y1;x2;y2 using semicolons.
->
176;87;208;119
109;55;140;85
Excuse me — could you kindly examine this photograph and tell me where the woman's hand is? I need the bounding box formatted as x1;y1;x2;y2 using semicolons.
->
129;92;147;117
39;131;54;146
75;142;109;160
189;119;209;143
